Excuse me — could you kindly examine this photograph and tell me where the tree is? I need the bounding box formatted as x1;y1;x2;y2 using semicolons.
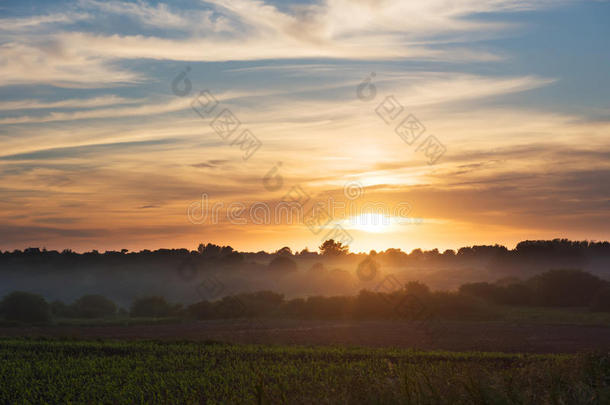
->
308;262;326;275
529;269;605;307
268;256;297;273
72;294;117;318
130;296;181;318
405;281;431;297
275;246;293;256
356;257;378;282
187;300;214;319
589;287;610;312
319;239;349;256
50;300;74;318
221;251;243;265
0;291;51;323
459;282;501;303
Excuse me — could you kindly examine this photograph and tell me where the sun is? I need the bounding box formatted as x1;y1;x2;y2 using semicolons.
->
348;213;394;233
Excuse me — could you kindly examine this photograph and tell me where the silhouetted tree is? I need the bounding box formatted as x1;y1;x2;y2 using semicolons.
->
0;291;50;323
405;281;431;297
308;262;326;275
275;246;293;256
50;300;74;318
72;294;117;318
130;296;181;318
268;256;297;273
590;287;610;312
319;239;349;256
528;269;605;307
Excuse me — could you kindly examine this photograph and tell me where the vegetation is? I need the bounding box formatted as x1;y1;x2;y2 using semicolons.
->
71;294;117;318
130;296;182;318
267;256;297;273
0;291;50;323
2;268;609;326
460;269;610;311
319;239;349;256
0;338;608;404
2;240;609;310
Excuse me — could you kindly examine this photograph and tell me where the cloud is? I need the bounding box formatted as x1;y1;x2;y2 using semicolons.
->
0;12;90;31
0;0;606;251
0;98;188;125
0;0;567;88
0;139;178;161
0;95;143;111
0;40;141;87
78;0;189;28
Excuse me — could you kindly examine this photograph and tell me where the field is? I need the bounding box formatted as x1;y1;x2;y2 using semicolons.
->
2;312;609;403
1;316;610;353
0;338;608;404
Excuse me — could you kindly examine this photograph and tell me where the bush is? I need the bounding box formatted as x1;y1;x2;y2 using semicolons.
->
50;300;75;318
528;269;606;307
268;256;297;273
71;294;117;318
404;281;431;297
459;281;533;306
187;300;214;319
459;282;502;303
590;287;610;312
130;296;181;318
500;283;533;305
0;291;51;323
428;291;494;320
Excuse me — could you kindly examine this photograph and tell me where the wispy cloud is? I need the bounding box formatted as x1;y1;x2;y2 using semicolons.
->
0;95;143;111
0;0;607;252
0;98;188;125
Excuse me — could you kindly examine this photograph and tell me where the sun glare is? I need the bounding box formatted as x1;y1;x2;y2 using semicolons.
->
348;213;395;233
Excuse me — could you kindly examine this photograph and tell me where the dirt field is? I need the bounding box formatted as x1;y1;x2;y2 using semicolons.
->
2;319;610;353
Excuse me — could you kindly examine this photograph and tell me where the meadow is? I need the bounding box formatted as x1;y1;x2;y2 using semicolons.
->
0;338;608;404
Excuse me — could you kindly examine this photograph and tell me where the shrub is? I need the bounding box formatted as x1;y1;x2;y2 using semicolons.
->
590;287;610;312
428;291;494;320
50;300;75;318
459;281;534;306
308;262;326;275
187;300;214;319
356;258;378;282
500;283;533;305
528;269;606;307
404;281;431;297
72;294;117;318
268;256;297;273
459;282;502;303
130;296;181;318
0;291;51;323
235;291;284;317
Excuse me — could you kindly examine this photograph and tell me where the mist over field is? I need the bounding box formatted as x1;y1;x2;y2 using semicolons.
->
1;0;609;402
2;239;609;307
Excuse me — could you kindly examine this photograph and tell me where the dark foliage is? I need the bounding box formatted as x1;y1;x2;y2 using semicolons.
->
0;291;51;323
71;294;117;318
590;287;610;312
267;256;297;273
187;284;492;321
130;296;182;318
528;269;606;307
460;269;610;310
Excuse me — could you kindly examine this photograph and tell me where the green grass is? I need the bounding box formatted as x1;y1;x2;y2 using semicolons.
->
0;338;608;404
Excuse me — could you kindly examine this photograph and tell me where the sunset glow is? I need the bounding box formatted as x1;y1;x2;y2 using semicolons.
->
0;0;608;253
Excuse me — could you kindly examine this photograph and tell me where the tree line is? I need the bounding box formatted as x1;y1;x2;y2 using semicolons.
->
2;239;609;277
2;269;609;324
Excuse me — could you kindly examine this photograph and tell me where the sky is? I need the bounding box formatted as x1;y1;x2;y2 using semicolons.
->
0;0;609;253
